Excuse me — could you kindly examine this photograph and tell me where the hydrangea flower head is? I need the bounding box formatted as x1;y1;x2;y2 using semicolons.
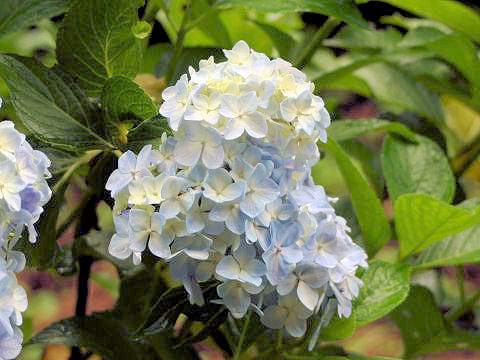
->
106;41;367;340
0;120;52;358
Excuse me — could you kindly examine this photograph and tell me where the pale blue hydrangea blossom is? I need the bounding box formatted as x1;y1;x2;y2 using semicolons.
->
106;41;367;339
0;120;52;358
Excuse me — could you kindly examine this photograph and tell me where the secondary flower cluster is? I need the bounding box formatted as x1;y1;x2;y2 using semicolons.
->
0;120;52;358
106;41;367;338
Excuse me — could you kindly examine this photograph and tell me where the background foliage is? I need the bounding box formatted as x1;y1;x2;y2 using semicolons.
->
1;0;480;359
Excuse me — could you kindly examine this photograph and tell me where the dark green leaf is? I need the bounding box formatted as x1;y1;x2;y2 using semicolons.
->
353;261;410;326
381;134;455;203
155;47;225;85
0;0;74;37
415;199;480;269
328;118;417;142
392;285;480;358
27;313;157;360
127;115;173;152
253;21;296;60
57;0;144;96
215;0;368;29
140;281;219;335
176;308;228;347
395;194;480;259
0;54;108;151
322;137;391;257
102;76;158;143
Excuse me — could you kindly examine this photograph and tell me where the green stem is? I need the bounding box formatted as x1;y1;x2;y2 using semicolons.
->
446;287;480;322
293;18;341;68
165;0;191;84
456;265;466;306
53;150;103;194
233;310;252;360
56;187;94;239
276;329;283;351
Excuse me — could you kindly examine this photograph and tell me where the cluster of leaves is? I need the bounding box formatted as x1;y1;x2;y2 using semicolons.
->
1;0;480;359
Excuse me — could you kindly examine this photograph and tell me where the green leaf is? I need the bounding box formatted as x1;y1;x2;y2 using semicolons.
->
27;313;157;360
358;0;480;43
424;33;480;100
328;118;417;142
392;285;480;358
324;26;403;50
57;0;144;96
127;115;173;152
253;21;296;60
322;137;391;257
215;0;368;29
415;199;480;269
0;0;74;37
395;194;480;259
0;54;109;151
353;261;410;326
354;63;445;127
16;181;67;270
140;281;220;335
175;308;228;347
381;134;455;203
319;313;356;341
102;76;158;142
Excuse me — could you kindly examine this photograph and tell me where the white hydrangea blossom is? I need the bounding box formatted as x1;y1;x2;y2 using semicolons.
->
106;41;368;339
0;120;52;358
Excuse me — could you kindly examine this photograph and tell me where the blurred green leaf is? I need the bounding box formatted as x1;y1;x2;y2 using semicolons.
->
0;54;107;150
153;47;225;84
215;0;368;28
0;0;73;37
415;199;480;269
57;0;144;96
27;313;158;360
253;21;296;59
381;134;455;203
322;137;391;257
132;21;152;39
324;26;402;50
355;63;445;127
102;76;158;142
353;261;410;326
392;285;480;358
342;140;384;197
328;118;417;142
395;194;480;259
358;0;480;43
90;272;120;298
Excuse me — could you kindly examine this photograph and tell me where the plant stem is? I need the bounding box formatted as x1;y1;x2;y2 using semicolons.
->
293;18;341;68
276;329;283;351
53;150;103;194
69;256;94;360
233;310;252;360
165;0;191;84
446;287;480;322
56;187;94;239
456;265;466;306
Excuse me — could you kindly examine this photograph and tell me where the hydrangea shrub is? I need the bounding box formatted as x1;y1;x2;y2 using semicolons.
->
1;1;480;359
